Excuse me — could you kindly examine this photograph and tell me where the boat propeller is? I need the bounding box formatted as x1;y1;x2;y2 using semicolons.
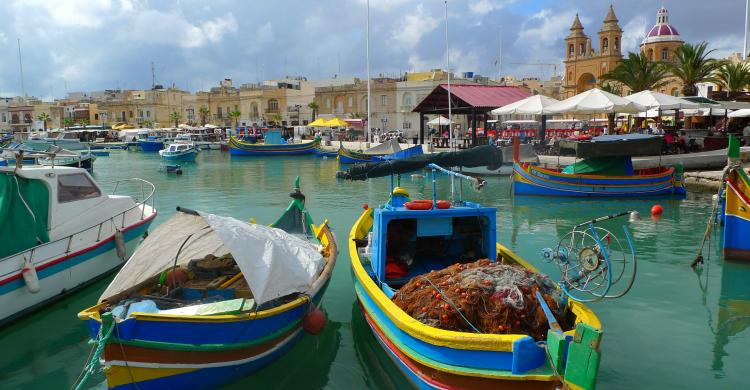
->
541;211;638;303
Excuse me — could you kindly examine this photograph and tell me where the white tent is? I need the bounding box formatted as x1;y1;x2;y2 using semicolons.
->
100;211;325;305
624;90;699;110
682;108;730;117
546;88;647;114
491;94;560;115
427;116;454;126
729;108;750;117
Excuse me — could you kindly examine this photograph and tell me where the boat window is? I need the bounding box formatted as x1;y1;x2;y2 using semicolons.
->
57;173;101;203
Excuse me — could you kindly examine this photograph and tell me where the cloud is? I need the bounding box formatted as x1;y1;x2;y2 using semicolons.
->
127;11;238;49
353;0;412;11
518;9;581;44
469;0;515;16
620;15;649;53
0;32;7;44
391;4;439;50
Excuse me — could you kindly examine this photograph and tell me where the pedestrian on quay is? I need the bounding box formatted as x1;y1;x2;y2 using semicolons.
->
743;122;750;146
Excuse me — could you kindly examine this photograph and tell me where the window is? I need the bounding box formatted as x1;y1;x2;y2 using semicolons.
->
348;96;353;107
146;110;151;118
403;122;411;129
614;37;619;50
647;49;654;61
381;95;387;106
326;98;331;108
186;108;194;120
569;44;574;56
251;102;258;116
129;111;133;118
94;113;99;120
138;110;143;118
217;107;223;118
403;93;413;107
58;173;101;203
602;38;609;51
579;43;585;55
1;113;6;122
661;48;669;60
268;99;279;112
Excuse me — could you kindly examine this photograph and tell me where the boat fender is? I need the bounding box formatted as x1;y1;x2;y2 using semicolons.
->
114;229;126;261
303;308;327;335
404;200;451;210
21;256;40;293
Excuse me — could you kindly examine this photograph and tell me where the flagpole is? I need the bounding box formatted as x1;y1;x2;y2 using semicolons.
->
744;0;749;58
366;0;372;146
445;1;451;150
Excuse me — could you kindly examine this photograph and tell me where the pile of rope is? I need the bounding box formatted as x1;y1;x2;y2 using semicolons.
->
392;259;570;340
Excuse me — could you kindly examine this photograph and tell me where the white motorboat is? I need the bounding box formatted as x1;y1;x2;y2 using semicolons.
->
0;164;157;324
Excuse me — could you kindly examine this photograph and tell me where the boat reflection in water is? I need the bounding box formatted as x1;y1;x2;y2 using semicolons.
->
709;261;750;375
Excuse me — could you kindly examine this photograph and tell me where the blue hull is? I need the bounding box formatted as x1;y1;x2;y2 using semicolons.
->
139;140;164;152
229;148;316;156
160;151;197;162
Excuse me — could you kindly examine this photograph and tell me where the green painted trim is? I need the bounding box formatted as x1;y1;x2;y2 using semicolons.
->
737;167;750;188
109;319;301;352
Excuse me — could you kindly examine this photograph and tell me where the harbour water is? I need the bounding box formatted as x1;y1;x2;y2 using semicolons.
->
2;149;748;389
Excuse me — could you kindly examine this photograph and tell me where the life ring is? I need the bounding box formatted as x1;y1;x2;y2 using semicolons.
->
404;200;451;210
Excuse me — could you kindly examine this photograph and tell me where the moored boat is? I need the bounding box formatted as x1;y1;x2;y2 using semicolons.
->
159;137;199;162
348;166;607;389
723;136;750;260
0;164;156;325
77;179;337;389
229;129;318;156
513;134;686;197
138;136;165;152
314;146;338;158
38;148;97;172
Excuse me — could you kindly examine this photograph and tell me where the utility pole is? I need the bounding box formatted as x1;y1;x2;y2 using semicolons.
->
366;0;371;145
744;0;749;58
17;38;26;98
151;61;156;89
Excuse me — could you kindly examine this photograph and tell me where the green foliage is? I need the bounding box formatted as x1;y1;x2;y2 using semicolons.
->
715;62;750;92
169;111;182;127
198;106;209;125
601;82;623;96
142;119;154;128
37;112;50;130
602;51;670;92
308;101;319;120
62;118;74;129
669;42;725;96
229;110;241;127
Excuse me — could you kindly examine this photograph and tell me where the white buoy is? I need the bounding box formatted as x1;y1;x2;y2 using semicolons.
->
411;174;424;180
21;256;40;293
114;229;126;260
629;211;641;222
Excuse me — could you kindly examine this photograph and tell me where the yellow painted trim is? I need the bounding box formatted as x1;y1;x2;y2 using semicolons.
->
519;164;674;188
107;365;197;388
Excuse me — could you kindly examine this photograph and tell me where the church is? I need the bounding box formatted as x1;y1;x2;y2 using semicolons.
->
563;6;685;98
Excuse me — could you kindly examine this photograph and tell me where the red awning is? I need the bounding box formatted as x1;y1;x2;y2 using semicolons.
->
413;84;531;114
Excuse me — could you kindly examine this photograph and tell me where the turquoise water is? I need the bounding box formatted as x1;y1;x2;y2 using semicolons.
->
1;150;748;389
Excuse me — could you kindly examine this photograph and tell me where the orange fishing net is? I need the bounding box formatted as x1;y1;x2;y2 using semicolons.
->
391;259;570;340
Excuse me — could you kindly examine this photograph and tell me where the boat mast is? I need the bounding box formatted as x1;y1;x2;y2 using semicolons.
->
366;0;372;145
445;1;451;150
17;38;26;99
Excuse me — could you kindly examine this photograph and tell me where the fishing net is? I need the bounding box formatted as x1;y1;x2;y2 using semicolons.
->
391;259;571;340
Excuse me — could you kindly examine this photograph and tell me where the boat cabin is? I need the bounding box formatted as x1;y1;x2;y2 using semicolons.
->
167;143;191;152
367;192;497;297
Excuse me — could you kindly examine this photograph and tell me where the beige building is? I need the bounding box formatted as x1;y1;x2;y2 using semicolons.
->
639;7;684;96
315;77;399;131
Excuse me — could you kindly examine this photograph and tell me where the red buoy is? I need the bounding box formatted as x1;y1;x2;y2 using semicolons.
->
303;308;327;335
362;203;369;210
166;268;189;287
651;204;664;216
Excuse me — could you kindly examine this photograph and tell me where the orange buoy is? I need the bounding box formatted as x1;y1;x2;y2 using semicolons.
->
362;203;369;210
404;200;451;210
166;268;189;287
651;204;664;216
303;308;327;335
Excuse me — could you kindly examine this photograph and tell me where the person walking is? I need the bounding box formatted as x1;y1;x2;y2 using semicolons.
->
743;123;750;146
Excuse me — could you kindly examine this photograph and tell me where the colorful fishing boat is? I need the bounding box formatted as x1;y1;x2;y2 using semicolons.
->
229;129;318;156
77;178;337;390
1;164;156;325
723;136;750;260
513;134;686;197
338;147;380;164
338;139;404;164
345;158;624;389
314;146;338;158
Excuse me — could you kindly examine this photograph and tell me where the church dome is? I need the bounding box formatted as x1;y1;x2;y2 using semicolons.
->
642;7;682;45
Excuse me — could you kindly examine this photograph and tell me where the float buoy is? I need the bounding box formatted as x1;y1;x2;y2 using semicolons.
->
166;268;189;287
404;200;451;210
114;229;126;260
21;257;40;293
303;308;327;335
651;204;664;216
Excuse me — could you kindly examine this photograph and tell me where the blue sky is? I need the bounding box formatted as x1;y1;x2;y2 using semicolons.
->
0;0;744;99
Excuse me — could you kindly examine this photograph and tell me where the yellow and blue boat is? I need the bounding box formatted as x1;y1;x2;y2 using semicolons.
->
229;129;318;156
77;179;337;389
723;136;750;261
513;134;686;197
348;166;604;390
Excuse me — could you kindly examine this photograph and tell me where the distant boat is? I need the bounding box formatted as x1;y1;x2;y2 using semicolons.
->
338;139;403;164
159;137;199;162
229;129;318;156
38;148;97;172
314;146;338;158
138;136;165;152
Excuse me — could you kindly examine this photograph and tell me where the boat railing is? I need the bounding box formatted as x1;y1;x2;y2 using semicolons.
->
2;178;156;265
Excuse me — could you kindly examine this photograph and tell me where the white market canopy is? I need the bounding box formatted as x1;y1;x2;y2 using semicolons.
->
624;90;699;110
427;116;454;126
728;108;750;118
546;88;647;114
682;108;731;117
491;94;560;115
100;211;324;306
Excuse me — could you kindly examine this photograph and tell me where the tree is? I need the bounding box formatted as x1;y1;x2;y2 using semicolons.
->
229;110;241;128
349;112;362;119
307;101;319;121
169;111;182;128
601;51;670;93
270;113;282;126
37;112;50;131
198;106;210;126
62;118;74;129
715;62;750;93
78;119;89;127
669;42;724;96
601;82;623;96
143;119;154;128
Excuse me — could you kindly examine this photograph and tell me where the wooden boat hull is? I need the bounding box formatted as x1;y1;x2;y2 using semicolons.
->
513;162;686;197
724;168;750;260
228;136;318;156
349;209;602;390
314;147;338;158
159;149;198;162
338;147;376;164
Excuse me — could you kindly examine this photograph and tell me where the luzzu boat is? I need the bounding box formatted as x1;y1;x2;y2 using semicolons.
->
229;129;318;156
314;146;339;158
347;164;605;390
0;164;156;325
723;136;750;260
338;147;380;164
338;138;404;164
77;179;337;389
513;134;686;197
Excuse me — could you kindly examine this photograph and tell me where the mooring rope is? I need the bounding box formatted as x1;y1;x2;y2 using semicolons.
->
72;320;116;390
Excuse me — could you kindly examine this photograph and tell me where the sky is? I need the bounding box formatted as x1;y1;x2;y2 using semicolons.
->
0;0;745;99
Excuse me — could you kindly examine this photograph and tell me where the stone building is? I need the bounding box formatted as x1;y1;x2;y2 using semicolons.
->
314;77;399;131
639;7;684;96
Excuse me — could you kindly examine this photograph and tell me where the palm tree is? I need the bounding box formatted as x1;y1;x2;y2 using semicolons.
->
143;119;154;128
270;113;282;126
601;82;623;96
602;51;670;93
78;119;89;127
715;62;750;93
307;101;319;121
169;111;182;128
198;106;210;126
62;118;74;129
669;42;724;96
229;110;241;128
37;112;50;131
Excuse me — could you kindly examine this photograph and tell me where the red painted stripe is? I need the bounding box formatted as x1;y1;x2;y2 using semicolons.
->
0;212;156;286
727;178;750;205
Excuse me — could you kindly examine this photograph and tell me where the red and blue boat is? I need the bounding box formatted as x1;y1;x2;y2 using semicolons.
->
77;179;337;389
229;129;318;156
723;136;750;260
513;134;686;197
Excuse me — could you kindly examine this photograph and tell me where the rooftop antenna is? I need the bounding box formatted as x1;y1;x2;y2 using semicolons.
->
17;38;26;98
498;27;503;82
151;61;156;89
366;0;372;146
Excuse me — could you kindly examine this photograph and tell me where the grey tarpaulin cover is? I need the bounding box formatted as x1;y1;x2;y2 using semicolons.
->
364;138;402;155
558;134;662;158
99;211;324;305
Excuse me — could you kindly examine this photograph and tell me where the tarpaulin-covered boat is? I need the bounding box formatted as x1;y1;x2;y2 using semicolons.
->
77;179;337;389
229;129;318;156
513;134;686;197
